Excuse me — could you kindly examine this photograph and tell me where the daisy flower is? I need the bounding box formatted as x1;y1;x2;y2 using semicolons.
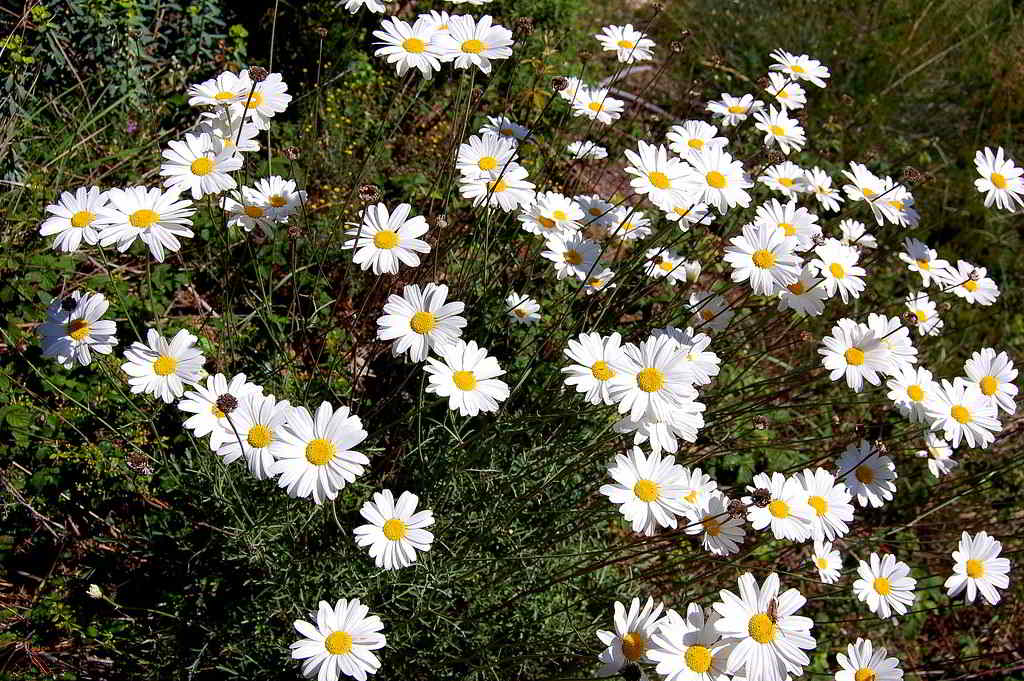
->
541;233;599;280
838;218;876;248
600;447;686;536
684;146;754;212
811;540;842;584
835;638;903;681
456;133;518;179
187;70;247;107
867;313;917;375
644;248;686;284
574;194;617;227
424;339;509;417
608;207;652;241
595;24;655;63
662;202;712;232
649;603;732;681
556;76;590;104
683;494;745;557
753;106;806;154
290;598;385;681
595;596;665;676
231;70;291;130
373;16;443;78
810;238;865;303
724;222;802;296
506;292;540;324
973;146;1024;211
877;179;919;227
706;93;764;126
945;531;1011;605
682;260;703;283
924;378;1001;449
251;175;306;222
215;393;291;479
689;290;734;331
562;332;625;406
272;401;369;505
819;318;890;392
654;326;721;386
95;186;196;262
904;292;943;336
613;400;706;454
435;14;513;75
178;373;262;451
197;108;261;153
341;0;386;13
377;283;466;363
743;471;814;542
354;489;434;570
798;468;854;541
964;347;1017;415
38;291;117;369
39;186;107;252
573;88;626;125
759;161;809;197
769;49;830;87
897;238;949;287
916;433;958;478
479;114;529;142
712;572;816;681
841;162;893;224
223;188;278;237
459;165;536;212
121;328;205;404
666;120;728;158
520;190;584;238
609;335;697;422
584;267;616;295
853;553;916;619
777;264;827;317
805;166;843;211
885;365;937;423
753;198;821;251
765;72;807;110
837;440;897;508
421;10;452;33
943;259;1000;305
676;466;718;509
567;139;608;160
342;202;431;275
624;140;694;210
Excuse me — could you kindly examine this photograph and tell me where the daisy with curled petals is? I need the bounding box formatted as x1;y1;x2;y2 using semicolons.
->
964;347;1017;415
377;283;466;362
685;146;753;212
916;433;957;478
904;291;943;336
897;237;949;288
435;15;513;75
765;72;807;110
595;24;655;63
575;195;616;228
753;106;806;155
252;175;306;222
159;132;241;200
625;140;693;210
799;468;854;541
354;489;434;570
810;238;865;303
506;292;540;324
424;339;509;417
753;198;821;251
39;186;107;252
683;495;745;557
689;290;734;331
724;222;802;296
819;318;890;392
743;471;814;542
595;596;665;676
811;540;842;584
197;108;260;153
422;10;452;33
38;291;117;369
769;49;830;87
759;161;809;197
877;179;919;228
777;265;827;317
942;259;1000;305
566;139;608;160
223;188;277;237
609;335;696;422
973;146;1024;211
556;76;589;104
290;598;385;681
614;400;706;454
459;165;536;212
230;71;292;130
562;332;624;406
187;70;246;107
342;0;386;13
837;440;897;508
342;202;430;275
706;93;763;126
664;202;712;230
373;16;443;78
676;467;718;509
805;166;843;211
573;88;626;125
649;603;732;681
121;328;205;404
520;191;584;238
841;162;892;224
839;218;876;248
653;326;721;387
456;133;518;179
600;447;686;537
216;393;290;480
836;639;903;681
178;373;262;451
945;531;1011;605
867;313;916;374
608;207;652;241
541;233;599;280
584;267;616;295
712;572;816;681
96;186;195;262
666;120;728;158
644;248;686;283
924;378;1000;449
272;401;369;505
886;365;937;423
853;553;916;619
479;114;530;142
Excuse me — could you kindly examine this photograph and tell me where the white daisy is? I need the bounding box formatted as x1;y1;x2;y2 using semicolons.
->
424;339;509;417
644;248;686;283
661;201;712;230
625;140;693;210
769;49;830;87
811;540;842;584
159;132;241;200
230;70;291;130
520;190;584;238
689;290;734;331
608;335;697;422
435;14;513;75
835;638;903;681
837;440;897;508
341;0;386;13
916;433;958;478
743;471;814;542
506;292;540;324
342;202;431;275
96;186;196;262
459;164;536;212
567;139;608;160
595;596;665;676
613;398;706;454
223;188;279;237
897;237;949;288
456;133;518;179
649;603;732;681
798;468;854;541
607;206;653;241
810;238;865;303
973;146;1024;211
39;186;107;252
924;378;1001;449
753;198;821;251
759;162;810;197
653;326;720;387
819;318;891;392
420;10;451;33
290;598;385;681
945;531;1011;605
675;467;718;509
942;259;1000;305
706;93;764;126
574;194;617;227
376;283;466;363
556;76;590;104
573;88;626;125
841;162;895;225
216;392;291;480
666;120;728;158
777;264;827;317
600;447;686;536
373;16;443;78
541;233;600;280
595;24;655;63
838;218;876;248
724;222;802;296
885;365;937;423
753;106;806;155
479;114;529;142
121;328;205;404
765;72;807;110
38;291;117;369
904;291;943;337
583;267;617;295
354;489;434;570
196;108;261;153
805;166;843;211
853;553;916;619
178;373;262;451
683;494;745;557
867;313;917;375
685;146;753;212
251;175;306;222
877;179;919;227
562;331;625;406
964;347;1018;415
187;70;247;107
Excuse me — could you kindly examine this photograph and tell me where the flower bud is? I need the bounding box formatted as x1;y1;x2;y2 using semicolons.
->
248;66;268;83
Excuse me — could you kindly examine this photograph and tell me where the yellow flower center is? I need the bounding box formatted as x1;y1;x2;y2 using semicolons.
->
816;557;829;569
791;64;806;73
244;205;264;218
538;216;556;230
588;278;604;288
768;499;790;518
214;90;236;101
373;230;399;249
247;424;272;448
777;89;790;99
980;375;998;396
589;207;604;216
845;348;865;366
564;250;583;265
659;260;674;272
888;200;904;210
636;367;665;393
751;249;776;269
706;170;727;188
787;281;805;295
683;490;698;504
963;279;978;292
477;156;498;171
210;404;225;419
914;310;928;323
807;495;828;516
269;195;288;207
855;669;877;681
588;101;604;112
674;207;691;217
862;187;877;198
907;384;924;402
591;360;614;381
829;263;846;279
553;209;568;220
699;309;715;322
747;613;777;644
684;645;712;673
70;210;95;228
727;105;747;114
617;39;635;49
513;308;527;318
990;172;1007;189
770;125;786;136
487;179;508;193
305;438;336;466
324;631;353;655
647;171;671;189
190;157;214;176
855;465;875;484
621;632;646;661
67;319;91;341
461;39;486;54
410;311;436;334
778;222;796;236
702;516;722;536
453;370;477;391
966;558;985;578
633;479;660;502
688;138;704;150
951;405;971;424
873;577;892;595
402;37;426;53
247;91;264;108
916;259;930;270
779;177;795;187
382;518;408;541
152;355;177;376
129;209;159;229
